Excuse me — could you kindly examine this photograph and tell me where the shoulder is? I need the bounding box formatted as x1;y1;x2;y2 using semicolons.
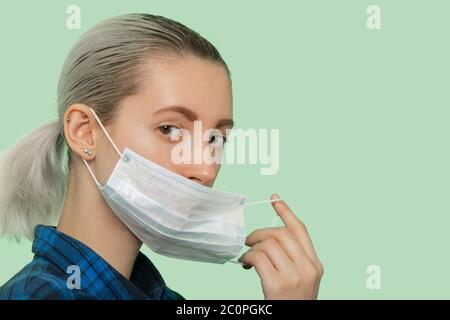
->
0;260;95;300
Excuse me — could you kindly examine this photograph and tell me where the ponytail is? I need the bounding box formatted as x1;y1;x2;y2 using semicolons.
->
0;120;68;241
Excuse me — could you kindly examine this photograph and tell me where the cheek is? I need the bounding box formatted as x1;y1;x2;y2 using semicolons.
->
116;122;172;164
137;135;176;169
147;144;177;169
118;124;222;182
210;164;221;184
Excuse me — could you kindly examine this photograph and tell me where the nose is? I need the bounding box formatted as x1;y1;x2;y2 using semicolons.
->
173;130;222;186
182;163;217;187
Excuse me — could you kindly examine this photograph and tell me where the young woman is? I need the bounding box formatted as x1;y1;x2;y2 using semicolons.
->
0;13;323;300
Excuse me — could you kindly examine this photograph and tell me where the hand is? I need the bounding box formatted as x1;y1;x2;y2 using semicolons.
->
238;194;323;300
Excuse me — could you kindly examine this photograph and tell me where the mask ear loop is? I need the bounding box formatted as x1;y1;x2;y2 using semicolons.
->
82;107;123;189
227;198;284;266
243;198;283;206
245;198;284;227
88;107;122;157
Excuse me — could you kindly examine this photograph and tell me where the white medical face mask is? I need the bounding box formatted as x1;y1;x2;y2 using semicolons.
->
82;107;281;264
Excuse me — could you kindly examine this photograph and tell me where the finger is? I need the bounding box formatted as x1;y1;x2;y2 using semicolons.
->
270;194;303;232
250;239;295;273
271;194;320;263
246;227;309;265
238;250;278;284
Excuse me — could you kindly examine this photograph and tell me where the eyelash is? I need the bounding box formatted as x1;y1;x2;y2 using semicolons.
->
157;124;228;145
158;124;178;135
208;134;227;145
157;124;182;142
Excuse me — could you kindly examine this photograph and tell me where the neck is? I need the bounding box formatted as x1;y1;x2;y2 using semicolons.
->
57;163;142;279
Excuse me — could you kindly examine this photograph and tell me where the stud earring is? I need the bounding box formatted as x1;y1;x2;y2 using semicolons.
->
67;117;70;122
84;148;93;156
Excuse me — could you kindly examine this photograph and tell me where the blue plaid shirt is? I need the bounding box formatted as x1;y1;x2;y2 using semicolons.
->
0;225;185;300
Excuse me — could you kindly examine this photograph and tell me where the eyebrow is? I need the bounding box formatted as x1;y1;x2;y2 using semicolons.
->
154;106;234;128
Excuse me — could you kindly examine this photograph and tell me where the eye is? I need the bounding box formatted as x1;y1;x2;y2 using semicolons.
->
209;134;227;146
158;124;181;141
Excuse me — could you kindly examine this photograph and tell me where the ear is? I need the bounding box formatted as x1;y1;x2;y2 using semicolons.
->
63;104;98;161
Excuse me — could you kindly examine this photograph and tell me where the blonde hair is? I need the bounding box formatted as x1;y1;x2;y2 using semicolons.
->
0;13;230;241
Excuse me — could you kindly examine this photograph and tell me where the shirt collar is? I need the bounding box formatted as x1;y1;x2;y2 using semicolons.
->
32;224;168;300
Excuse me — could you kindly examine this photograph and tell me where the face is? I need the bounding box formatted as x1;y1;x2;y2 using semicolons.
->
87;54;233;187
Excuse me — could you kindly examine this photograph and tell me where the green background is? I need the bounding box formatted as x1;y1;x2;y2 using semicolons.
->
1;0;449;299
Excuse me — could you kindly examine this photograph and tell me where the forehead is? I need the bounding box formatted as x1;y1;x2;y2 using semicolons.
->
134;54;233;119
